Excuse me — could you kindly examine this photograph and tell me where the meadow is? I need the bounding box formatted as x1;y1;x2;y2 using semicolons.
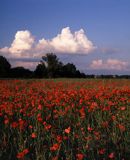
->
0;79;130;160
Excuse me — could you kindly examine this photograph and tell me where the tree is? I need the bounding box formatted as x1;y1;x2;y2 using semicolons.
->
34;53;87;78
34;63;47;78
62;63;77;77
42;53;63;78
0;55;11;78
10;67;33;78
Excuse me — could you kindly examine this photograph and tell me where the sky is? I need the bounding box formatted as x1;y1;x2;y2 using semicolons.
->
0;0;130;75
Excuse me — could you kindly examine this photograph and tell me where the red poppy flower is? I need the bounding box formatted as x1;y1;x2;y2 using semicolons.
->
50;143;60;151
64;127;71;134
31;132;37;138
76;153;84;160
109;152;115;159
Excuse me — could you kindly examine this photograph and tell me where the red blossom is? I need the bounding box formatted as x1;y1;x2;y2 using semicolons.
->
118;124;125;132
11;122;18;128
87;125;93;132
38;104;42;110
120;106;126;111
31;132;37;138
98;149;106;155
50;143;60;151
64;127;71;134
17;148;29;159
4;119;9;124
109;152;115;159
76;153;84;160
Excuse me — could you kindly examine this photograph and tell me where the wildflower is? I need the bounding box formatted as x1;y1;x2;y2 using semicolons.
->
23;148;29;155
19;118;25;130
38;104;42;110
43;121;47;125
120;106;126;111
37;116;43;122
76;153;84;160
94;131;100;140
11;122;18;128
63;136;68;140
4;119;9;124
88;102;97;112
118;124;125;132
111;115;116;121
64;127;71;134
109;152;115;159
17;152;24;159
31;132;37;138
98;149;105;155
50;143;60;151
45;124;52;130
56;135;62;143
87;125;93;132
17;148;29;159
79;108;85;118
29;125;33;129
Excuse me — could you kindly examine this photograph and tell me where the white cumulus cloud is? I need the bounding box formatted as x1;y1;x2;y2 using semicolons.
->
90;59;128;70
0;30;34;58
0;27;96;58
9;30;34;53
36;27;96;54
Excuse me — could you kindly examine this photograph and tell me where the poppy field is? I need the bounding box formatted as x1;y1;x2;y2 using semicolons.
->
0;79;130;160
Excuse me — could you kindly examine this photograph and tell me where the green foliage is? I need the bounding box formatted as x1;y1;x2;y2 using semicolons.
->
0;55;11;78
35;53;85;78
10;67;33;78
34;63;47;78
44;53;63;78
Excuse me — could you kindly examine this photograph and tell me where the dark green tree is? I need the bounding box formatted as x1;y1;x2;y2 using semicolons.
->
10;67;33;78
0;55;11;78
42;53;63;78
34;63;47;78
63;63;77;77
34;53;87;78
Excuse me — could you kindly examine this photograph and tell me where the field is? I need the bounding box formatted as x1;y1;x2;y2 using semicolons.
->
0;79;130;160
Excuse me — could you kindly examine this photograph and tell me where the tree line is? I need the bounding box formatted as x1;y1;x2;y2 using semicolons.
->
0;53;86;78
0;53;130;79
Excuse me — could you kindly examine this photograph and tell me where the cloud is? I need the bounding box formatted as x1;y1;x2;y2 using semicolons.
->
90;59;128;70
37;27;96;54
0;27;96;58
0;30;34;58
9;30;34;54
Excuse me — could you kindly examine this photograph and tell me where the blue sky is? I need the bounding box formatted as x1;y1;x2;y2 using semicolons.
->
0;0;130;74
